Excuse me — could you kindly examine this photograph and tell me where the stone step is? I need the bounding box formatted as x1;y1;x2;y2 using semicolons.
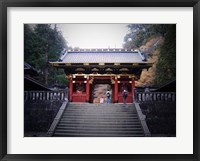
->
60;120;139;124
53;132;144;137
65;107;136;110
63;111;137;116
67;106;134;109
62;113;138;119
61;115;139;119
67;107;129;109
56;126;142;131
59;120;140;124
69;104;133;108
57;123;142;128
66;108;136;113
67;103;133;108
53;103;144;137
64;111;136;114
69;104;131;106
54;129;144;134
62;115;138;120
68;105;134;108
55;130;143;136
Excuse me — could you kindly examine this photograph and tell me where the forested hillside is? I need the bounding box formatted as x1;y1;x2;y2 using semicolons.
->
123;24;176;87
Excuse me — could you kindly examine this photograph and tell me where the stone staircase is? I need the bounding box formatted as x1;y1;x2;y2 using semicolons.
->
53;103;144;137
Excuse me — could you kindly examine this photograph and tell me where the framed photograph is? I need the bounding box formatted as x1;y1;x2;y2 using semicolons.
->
1;0;199;160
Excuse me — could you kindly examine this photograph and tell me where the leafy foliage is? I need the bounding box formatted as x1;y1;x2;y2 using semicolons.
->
123;24;176;87
24;24;68;87
154;25;176;86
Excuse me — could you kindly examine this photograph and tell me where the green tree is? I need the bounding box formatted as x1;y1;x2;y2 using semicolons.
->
24;24;68;87
154;25;176;86
24;24;38;66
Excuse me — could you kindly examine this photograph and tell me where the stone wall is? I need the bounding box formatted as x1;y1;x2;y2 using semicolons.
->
24;100;63;137
139;101;176;136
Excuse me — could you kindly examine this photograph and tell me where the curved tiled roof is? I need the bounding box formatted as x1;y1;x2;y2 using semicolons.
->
60;51;145;63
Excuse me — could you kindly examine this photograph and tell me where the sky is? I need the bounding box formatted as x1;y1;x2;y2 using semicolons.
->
57;24;129;49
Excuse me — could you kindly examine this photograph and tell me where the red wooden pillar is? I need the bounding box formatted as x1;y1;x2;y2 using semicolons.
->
132;77;135;102
114;77;118;103
69;78;73;102
86;76;90;102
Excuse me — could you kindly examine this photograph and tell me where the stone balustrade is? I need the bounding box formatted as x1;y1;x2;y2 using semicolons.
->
134;91;176;102
24;90;68;101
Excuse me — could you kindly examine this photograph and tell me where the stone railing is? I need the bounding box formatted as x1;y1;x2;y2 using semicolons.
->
24;89;69;101
134;91;176;102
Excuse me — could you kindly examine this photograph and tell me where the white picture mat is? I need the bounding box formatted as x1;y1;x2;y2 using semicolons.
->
7;7;193;154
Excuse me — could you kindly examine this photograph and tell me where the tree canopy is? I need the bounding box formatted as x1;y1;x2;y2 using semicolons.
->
24;24;68;87
123;24;176;86
154;25;176;86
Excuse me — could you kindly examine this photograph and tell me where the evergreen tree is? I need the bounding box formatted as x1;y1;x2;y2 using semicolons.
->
24;24;68;87
154;25;176;86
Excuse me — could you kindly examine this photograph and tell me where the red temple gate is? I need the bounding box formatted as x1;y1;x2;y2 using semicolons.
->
50;48;152;104
68;74;135;103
